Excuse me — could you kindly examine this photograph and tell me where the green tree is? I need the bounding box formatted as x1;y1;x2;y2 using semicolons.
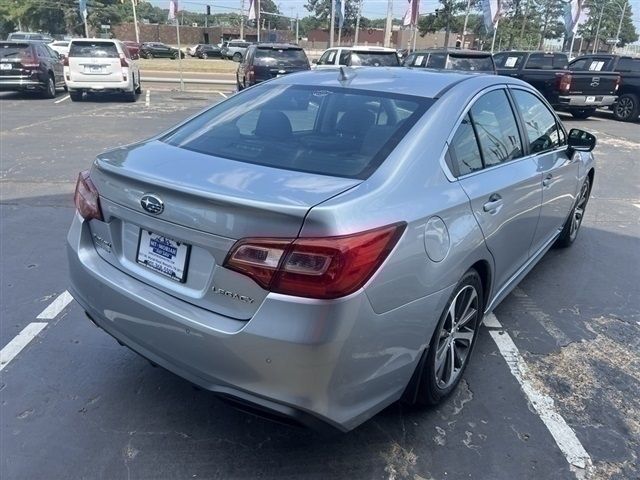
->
578;0;638;50
304;0;358;29
418;0;471;47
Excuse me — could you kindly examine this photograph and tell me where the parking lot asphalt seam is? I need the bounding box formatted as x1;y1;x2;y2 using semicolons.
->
36;290;74;320
0;322;47;372
485;312;592;478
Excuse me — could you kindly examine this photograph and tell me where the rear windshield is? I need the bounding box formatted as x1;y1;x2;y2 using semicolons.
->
351;51;399;67
447;55;494;72
493;53;525;69
69;41;119;58
524;53;568;70
254;48;308;66
8;34;26;40
163;84;432;179
0;43;31;59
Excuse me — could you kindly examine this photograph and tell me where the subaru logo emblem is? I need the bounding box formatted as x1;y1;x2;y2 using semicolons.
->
140;194;164;215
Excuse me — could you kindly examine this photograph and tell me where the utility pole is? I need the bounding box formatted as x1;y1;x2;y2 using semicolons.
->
592;2;606;53
296;14;299;43
461;0;472;49
330;0;335;47
354;0;362;45
257;0;261;41
131;0;140;43
614;0;627;53
240;0;245;39
490;16;500;53
384;0;393;48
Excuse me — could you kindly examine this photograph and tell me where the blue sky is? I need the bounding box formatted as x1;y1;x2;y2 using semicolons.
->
149;0;640;37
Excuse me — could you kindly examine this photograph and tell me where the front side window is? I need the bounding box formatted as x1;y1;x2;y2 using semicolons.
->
449;114;483;176
617;57;640;72
470;89;522;167
163;85;432;179
512;90;561;153
318;49;336;65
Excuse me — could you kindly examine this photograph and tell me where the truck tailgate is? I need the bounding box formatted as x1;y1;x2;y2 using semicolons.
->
569;72;619;96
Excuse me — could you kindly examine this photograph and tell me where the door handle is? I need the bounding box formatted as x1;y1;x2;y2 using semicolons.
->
543;174;553;187
483;193;503;212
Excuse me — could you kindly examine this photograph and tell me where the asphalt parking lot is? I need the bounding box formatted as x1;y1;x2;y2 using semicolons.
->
0;89;638;480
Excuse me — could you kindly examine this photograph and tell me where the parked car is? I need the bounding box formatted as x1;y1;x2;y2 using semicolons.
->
64;39;141;102
493;51;620;119
185;44;205;56
569;54;640;122
50;40;70;57
313;46;400;68
0;40;64;97
139;42;184;59
404;49;496;73
67;68;596;432
236;43;310;89
122;40;141;59
221;40;251;61
6;32;54;43
195;44;222;59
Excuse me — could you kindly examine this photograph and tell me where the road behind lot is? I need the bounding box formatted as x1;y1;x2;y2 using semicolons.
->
0;89;638;480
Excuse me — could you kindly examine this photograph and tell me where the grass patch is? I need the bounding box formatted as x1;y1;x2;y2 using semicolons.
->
138;58;237;74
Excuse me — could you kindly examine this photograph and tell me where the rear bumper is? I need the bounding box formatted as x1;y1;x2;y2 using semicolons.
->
558;95;617;108
66;79;132;92
0;78;44;90
67;213;449;431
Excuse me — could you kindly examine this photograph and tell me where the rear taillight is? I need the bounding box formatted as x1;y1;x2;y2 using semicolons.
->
557;72;572;93
224;223;406;299
614;75;621;92
119;54;128;68
74;170;103;221
247;66;255;82
62;55;69;67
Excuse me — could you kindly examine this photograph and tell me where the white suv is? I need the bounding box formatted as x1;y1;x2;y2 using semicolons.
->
65;39;141;101
313;46;400;69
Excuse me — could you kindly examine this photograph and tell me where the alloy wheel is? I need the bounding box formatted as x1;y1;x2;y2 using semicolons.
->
570;179;589;240
615;97;633;120
434;285;479;389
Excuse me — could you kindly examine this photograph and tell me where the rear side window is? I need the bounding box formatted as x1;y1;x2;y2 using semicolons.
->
569;57;611;71
162;84;432;179
449;114;483;176
254;48;308;67
617;57;640;72
446;56;494;72
351;52;399;67
69;41;119;58
511;90;561;153
470;89;522;167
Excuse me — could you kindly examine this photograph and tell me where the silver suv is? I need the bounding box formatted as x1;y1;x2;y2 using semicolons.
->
221;39;251;61
67;68;595;432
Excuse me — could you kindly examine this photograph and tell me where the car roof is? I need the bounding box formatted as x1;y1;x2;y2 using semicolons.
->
270;67;513;98
413;49;493;57
254;43;302;49
70;38;119;43
337;46;397;52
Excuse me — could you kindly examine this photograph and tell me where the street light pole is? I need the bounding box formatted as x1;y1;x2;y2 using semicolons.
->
614;0;627;53
131;0;139;43
592;2;606;53
330;0;335;47
461;0;472;49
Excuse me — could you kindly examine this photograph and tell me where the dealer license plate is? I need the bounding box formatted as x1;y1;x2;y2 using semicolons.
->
586;96;596;103
0;63;11;70
136;230;190;282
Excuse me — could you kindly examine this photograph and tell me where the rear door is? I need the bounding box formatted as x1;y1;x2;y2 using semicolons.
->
452;87;542;291
509;87;578;254
68;40;123;83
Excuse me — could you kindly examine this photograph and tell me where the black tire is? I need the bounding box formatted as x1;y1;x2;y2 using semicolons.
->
233;52;242;62
202;53;208;59
406;269;484;406
613;93;639;122
145;52;153;59
43;74;56;99
570;108;596;120
135;76;142;95
556;176;591;248
69;91;82;101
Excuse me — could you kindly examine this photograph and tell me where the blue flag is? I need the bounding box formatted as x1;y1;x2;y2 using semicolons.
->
79;0;87;19
335;0;345;29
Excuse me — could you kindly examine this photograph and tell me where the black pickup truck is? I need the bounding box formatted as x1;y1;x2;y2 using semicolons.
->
569;54;640;122
494;51;620;119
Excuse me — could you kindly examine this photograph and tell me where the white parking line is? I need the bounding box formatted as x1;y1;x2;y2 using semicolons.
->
485;313;592;476
0;323;47;372
217;91;228;99
54;95;70;104
36;290;73;320
145;89;150;107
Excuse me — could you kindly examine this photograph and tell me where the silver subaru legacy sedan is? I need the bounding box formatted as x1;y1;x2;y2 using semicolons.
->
67;67;595;432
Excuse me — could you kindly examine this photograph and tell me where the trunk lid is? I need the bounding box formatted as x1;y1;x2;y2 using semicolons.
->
68;40;124;83
0;42;38;78
88;140;360;320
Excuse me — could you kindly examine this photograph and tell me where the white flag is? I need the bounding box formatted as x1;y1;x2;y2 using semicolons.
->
403;0;418;26
482;0;501;32
168;0;178;21
248;0;256;21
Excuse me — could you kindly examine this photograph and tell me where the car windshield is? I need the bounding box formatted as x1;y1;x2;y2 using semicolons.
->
163;84;432;179
69;41;118;58
351;51;399;66
0;42;30;58
254;48;308;67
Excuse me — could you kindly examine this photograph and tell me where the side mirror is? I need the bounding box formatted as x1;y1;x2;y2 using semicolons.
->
58;52;65;60
312;59;318;64
567;128;596;153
